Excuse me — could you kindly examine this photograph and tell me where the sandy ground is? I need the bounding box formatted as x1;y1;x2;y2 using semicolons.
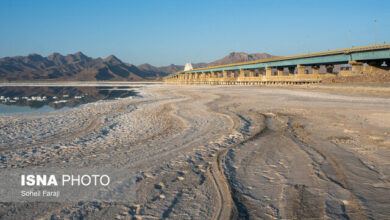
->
1;84;390;219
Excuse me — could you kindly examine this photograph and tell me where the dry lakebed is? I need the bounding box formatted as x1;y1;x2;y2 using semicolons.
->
0;83;390;219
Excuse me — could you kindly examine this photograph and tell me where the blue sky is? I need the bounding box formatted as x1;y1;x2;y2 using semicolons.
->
0;0;389;66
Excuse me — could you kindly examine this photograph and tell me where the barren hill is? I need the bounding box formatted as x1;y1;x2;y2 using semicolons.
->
138;52;276;77
0;52;277;81
0;52;146;81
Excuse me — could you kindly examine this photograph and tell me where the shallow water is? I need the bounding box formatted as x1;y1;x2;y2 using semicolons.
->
0;103;67;114
0;86;137;114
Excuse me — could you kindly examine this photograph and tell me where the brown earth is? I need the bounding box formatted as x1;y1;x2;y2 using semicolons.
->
322;71;390;83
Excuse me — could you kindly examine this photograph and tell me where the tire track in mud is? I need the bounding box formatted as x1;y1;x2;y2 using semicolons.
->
18;92;217;219
44;92;233;219
4;87;388;219
4;91;229;219
205;94;327;219
204;94;272;220
208;149;237;220
189;93;239;220
220;113;276;220
215;112;298;219
285;117;369;219
148;91;238;220
219;109;369;219
124;91;239;220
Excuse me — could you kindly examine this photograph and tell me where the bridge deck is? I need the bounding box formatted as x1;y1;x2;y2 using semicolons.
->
165;44;390;79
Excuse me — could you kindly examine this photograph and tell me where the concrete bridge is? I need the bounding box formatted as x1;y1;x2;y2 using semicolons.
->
164;44;390;84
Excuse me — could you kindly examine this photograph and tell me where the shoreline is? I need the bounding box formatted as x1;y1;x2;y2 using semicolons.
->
0;81;163;87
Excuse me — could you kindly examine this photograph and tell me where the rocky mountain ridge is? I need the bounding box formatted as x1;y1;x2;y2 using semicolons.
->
138;52;275;76
0;52;276;81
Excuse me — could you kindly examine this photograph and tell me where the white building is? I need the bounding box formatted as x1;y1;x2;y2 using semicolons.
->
184;63;193;71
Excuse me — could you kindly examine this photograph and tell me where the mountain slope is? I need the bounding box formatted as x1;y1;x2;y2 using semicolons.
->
0;51;277;81
138;52;276;76
0;52;146;81
207;52;274;66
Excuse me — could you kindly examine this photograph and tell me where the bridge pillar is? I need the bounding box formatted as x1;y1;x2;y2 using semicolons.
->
349;61;364;75
249;69;255;77
230;70;236;78
239;69;246;77
222;70;228;78
297;64;305;75
277;67;284;76
258;69;264;77
265;67;272;78
248;70;255;77
210;71;215;78
312;66;320;76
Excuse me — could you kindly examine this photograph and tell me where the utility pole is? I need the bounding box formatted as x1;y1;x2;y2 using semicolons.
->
374;19;377;45
348;30;351;48
306;35;309;53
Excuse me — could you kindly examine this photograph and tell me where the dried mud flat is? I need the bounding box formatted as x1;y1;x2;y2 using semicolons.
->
1;84;390;219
